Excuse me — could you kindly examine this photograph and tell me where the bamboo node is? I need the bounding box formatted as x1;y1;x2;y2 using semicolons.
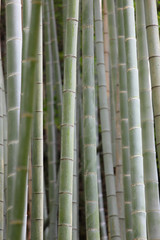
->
59;191;72;195
64;54;77;59
60;157;74;162
132;183;144;187
66;18;78;22
128;97;139;102
8;72;21;78
8;140;18;146
125;37;136;42
58;223;72;227
10;220;23;225
7;37;22;43
131;210;146;215
127;67;137;72
123;6;134;10
63;89;76;94
6;1;21;7
22;58;37;63
8;106;20;112
130;154;142;159
61;123;74;128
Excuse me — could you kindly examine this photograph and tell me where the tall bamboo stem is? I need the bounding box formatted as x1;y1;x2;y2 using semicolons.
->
8;0;42;238
116;1;132;239
44;2;57;239
143;0;160;172
31;6;43;239
94;0;121;239
49;0;62;123
123;0;147;238
106;0;118;166
58;0;79;239
6;0;22;229
136;1;160;239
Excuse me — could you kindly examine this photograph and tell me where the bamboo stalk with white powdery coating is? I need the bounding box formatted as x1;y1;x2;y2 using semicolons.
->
8;0;42;238
144;0;160;172
136;1;160;239
44;2;57;239
123;0;147;239
94;0;121;239
49;0;62;123
31;6;43;240
116;1;132;239
106;0;117;167
82;0;100;239
58;0;79;239
5;0;22;230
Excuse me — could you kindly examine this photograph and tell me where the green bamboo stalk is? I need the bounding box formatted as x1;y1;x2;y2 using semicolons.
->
143;0;160;172
0;46;4;240
8;0;42;238
94;0;121;239
62;0;67;52
5;0;22;229
49;0;62;123
103;0;110;104
82;0;100;239
116;1;132;239
31;6;43;240
44;2;57;239
115;85;125;240
106;0;118;167
58;0;79;239
72;106;79;240
123;0;147;239
136;1;160;238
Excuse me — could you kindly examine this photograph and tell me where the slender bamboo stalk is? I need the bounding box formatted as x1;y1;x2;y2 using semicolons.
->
31;6;43;239
82;0;100;239
94;0;121;239
0;46;4;240
115;84;125;240
103;0;110;104
143;0;160;172
49;0;62;123
123;0;147;239
28;155;32;240
136;1;160;239
8;0;42;238
44;2;57;239
116;1;132;239
106;0;118;167
58;0;79;239
5;0;22;229
62;0;67;52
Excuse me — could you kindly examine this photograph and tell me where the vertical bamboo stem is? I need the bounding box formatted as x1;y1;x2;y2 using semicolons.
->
116;1;132;239
58;0;79;239
144;0;160;172
123;0;147;238
31;6;43;239
136;1;160;239
6;0;22;229
94;0;121;239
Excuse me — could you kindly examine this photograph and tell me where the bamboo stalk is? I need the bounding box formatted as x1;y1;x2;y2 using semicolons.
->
103;0;110;104
123;0;147;238
0;46;4;240
49;0;62;123
106;0;118;167
94;0;121;239
116;1;132;239
44;2;57;239
82;0;100;239
31;6;43;239
136;1;160;239
5;0;22;229
58;0;79;239
143;0;160;172
8;0;42;238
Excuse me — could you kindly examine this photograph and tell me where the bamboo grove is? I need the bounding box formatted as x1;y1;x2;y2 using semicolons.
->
1;0;160;239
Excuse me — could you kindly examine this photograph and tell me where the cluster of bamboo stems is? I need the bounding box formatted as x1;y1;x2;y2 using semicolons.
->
0;0;160;239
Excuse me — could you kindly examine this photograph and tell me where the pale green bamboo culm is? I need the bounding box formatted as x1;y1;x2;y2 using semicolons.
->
94;0;121;239
31;6;43;240
8;0;42;238
106;0;118;167
5;0;22;233
49;0;62;124
82;0;100;239
58;0;79;239
144;1;160;172
0;46;4;240
136;1;160;239
123;0;147;238
44;1;58;238
117;1;132;239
